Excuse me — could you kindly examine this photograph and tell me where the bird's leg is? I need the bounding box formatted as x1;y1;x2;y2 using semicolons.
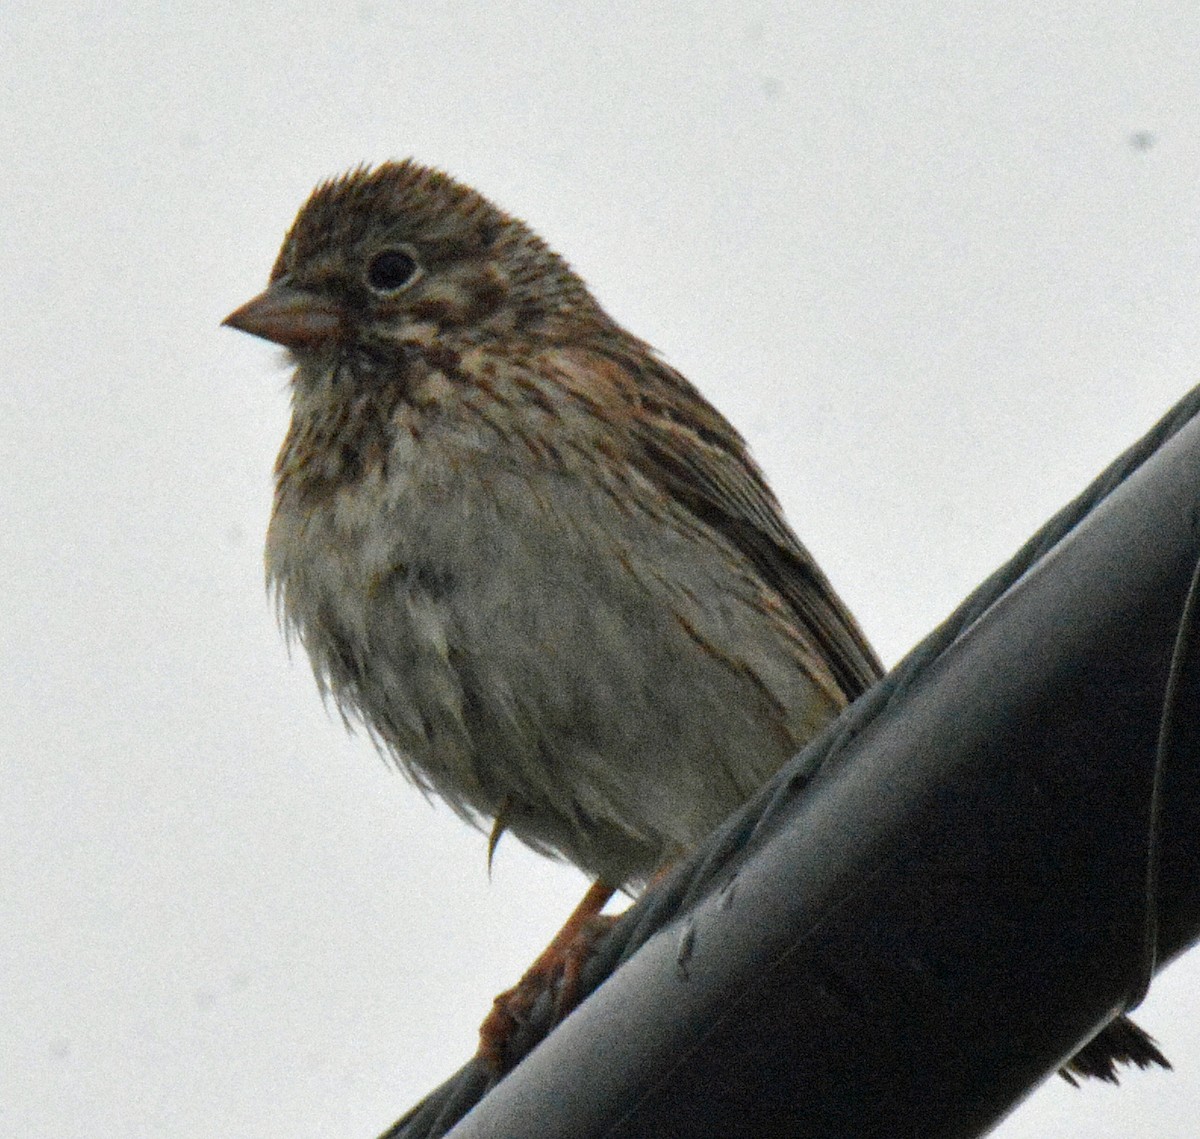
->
477;878;616;1071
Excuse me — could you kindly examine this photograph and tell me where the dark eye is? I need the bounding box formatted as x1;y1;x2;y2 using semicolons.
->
366;248;419;293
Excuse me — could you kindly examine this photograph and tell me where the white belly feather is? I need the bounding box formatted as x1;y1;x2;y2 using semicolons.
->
267;420;836;884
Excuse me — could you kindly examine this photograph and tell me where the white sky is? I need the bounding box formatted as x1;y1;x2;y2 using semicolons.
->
4;3;1199;1136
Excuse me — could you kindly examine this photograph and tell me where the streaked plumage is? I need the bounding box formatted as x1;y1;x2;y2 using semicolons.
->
226;160;1165;1080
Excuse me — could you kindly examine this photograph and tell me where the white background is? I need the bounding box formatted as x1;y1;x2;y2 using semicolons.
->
4;3;1200;1136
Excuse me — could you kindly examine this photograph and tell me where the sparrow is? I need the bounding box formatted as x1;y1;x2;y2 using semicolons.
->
224;160;1167;1082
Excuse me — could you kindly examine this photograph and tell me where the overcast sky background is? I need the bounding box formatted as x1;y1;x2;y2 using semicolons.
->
4;3;1200;1137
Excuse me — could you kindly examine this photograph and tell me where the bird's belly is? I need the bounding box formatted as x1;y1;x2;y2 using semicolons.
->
268;461;838;885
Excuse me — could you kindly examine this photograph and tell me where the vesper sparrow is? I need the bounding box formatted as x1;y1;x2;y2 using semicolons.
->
225;160;1166;1081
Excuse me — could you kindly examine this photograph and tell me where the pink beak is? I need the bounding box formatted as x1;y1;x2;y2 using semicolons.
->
222;285;344;351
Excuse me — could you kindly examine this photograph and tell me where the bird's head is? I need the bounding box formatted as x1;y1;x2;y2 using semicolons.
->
223;160;601;367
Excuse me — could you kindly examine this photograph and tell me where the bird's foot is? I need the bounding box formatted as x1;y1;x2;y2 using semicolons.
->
477;880;616;1072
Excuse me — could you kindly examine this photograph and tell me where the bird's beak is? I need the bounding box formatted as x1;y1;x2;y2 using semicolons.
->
222;285;344;351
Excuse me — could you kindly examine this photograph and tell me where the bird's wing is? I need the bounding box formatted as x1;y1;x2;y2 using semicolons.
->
549;344;884;703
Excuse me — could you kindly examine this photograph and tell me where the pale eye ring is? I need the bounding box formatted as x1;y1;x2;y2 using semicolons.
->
365;247;420;293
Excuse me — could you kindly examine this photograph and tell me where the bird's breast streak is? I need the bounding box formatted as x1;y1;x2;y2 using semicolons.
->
270;437;831;879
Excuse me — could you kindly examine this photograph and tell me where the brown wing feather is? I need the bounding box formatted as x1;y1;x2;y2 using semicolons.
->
553;343;884;703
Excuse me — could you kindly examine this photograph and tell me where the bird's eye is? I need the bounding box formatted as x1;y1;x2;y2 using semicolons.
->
366;249;420;293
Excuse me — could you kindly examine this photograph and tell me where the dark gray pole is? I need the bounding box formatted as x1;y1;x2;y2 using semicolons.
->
385;386;1200;1139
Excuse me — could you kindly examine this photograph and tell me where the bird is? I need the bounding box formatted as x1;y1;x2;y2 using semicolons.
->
224;159;1168;1082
